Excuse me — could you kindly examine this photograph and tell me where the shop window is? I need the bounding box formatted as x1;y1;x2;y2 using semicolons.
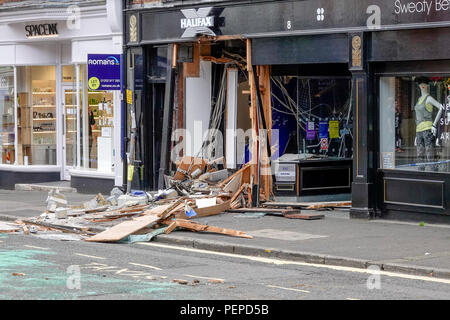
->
17;66;56;165
80;65;115;173
380;76;450;172
0;67;14;164
147;46;168;81
271;77;353;160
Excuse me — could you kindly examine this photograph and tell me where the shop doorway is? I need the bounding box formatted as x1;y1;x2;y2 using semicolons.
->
61;84;78;180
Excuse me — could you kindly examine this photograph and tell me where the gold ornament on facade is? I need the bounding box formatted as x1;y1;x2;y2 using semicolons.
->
352;35;362;68
129;15;137;43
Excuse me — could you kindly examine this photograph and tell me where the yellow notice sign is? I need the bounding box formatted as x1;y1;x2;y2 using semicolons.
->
329;120;340;139
127;164;134;181
88;77;100;90
126;89;133;105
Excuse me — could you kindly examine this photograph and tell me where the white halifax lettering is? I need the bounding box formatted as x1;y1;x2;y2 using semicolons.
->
181;16;214;29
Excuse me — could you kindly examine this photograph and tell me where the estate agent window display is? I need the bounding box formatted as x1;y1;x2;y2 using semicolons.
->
380;76;450;172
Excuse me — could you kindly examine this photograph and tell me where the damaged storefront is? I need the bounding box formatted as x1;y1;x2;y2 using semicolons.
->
124;0;450;222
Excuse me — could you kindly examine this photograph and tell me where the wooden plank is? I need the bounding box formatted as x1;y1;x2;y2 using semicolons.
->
227;208;287;213
305;202;352;210
173;219;253;239
263;201;351;208
143;198;185;219
85;214;162;243
283;212;325;220
230;183;246;203
164;221;178;235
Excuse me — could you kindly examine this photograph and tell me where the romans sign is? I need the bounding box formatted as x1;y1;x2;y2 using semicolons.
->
87;54;122;91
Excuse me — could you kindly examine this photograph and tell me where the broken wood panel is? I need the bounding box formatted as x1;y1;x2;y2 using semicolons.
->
183;43;200;77
172;200;231;220
193;200;231;218
173;156;207;180
85;214;162;243
223;171;242;194
219;163;250;187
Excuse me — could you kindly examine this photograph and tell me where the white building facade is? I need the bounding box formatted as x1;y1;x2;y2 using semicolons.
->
0;0;123;192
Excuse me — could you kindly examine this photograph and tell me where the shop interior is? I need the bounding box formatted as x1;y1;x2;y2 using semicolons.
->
141;39;354;201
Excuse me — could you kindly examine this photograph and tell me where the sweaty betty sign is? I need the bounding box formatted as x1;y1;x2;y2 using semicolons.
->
394;0;450;15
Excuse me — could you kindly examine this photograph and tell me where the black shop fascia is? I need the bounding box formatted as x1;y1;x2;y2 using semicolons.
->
123;0;450;223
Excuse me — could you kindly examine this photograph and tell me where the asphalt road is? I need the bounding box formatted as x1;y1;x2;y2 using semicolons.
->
1;232;450;301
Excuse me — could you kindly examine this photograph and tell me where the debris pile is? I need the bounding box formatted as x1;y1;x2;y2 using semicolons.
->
84;156;255;243
1;155;351;243
6;156;255;242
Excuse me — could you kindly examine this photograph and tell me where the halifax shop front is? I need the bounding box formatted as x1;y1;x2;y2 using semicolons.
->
123;0;450;222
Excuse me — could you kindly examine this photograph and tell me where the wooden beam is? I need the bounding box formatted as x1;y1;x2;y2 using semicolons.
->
172;219;253;239
246;39;258;191
198;35;244;42
257;65;273;201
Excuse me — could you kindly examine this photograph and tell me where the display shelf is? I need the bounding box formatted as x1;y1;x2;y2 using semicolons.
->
33;105;56;108
33;118;56;121
32;92;56;95
33;131;56;134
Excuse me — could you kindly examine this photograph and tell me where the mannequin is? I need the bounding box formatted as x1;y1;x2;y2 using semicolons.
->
414;79;444;171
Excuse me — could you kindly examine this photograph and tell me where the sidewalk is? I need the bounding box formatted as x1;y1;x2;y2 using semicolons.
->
1;189;450;279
